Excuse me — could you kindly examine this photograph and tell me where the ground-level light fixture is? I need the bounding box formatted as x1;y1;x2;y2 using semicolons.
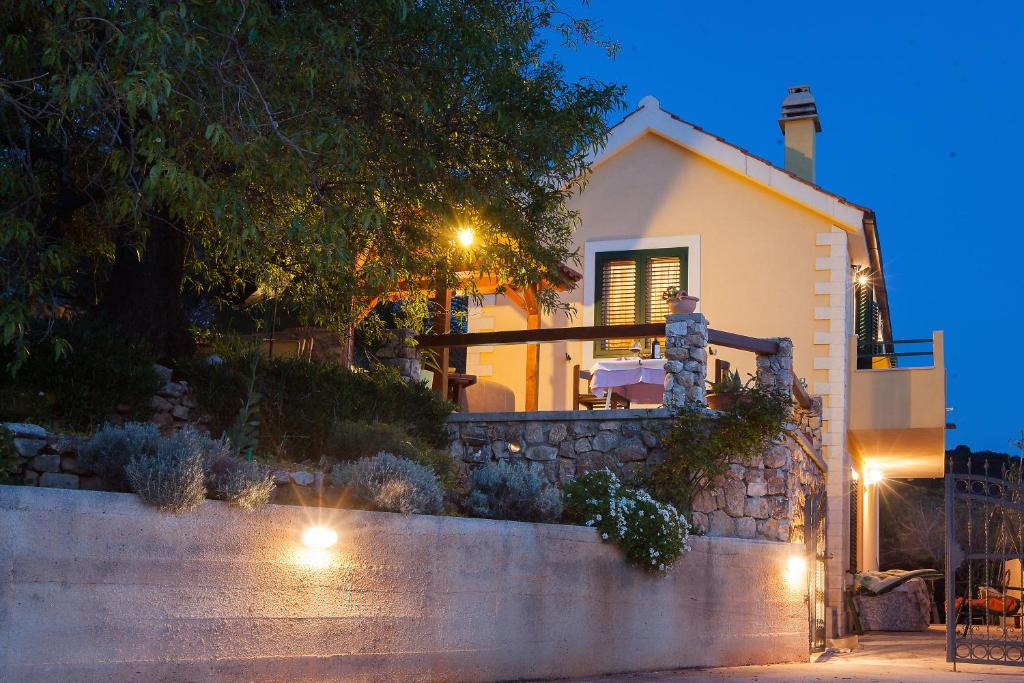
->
302;526;338;549
456;226;475;248
784;554;808;589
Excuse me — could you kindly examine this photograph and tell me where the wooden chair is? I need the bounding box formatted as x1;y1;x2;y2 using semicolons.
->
572;364;630;410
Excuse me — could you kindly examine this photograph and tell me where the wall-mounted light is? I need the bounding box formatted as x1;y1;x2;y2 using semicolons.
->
302;526;338;549
785;555;808;589
456;227;475;248
865;467;884;486
855;273;869;287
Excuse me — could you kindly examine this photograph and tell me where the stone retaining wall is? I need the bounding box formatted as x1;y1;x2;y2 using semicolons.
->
0;485;809;682
446;405;825;543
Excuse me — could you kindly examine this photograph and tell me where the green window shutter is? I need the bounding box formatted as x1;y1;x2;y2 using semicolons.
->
597;257;637;353
594;247;688;357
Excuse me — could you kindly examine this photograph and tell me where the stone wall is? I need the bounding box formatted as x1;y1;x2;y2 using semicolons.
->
446;404;826;543
0;485;810;682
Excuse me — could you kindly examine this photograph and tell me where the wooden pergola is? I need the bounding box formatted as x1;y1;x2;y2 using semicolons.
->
358;264;581;410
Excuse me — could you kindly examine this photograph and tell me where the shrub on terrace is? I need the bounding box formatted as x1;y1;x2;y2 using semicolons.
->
0;317;158;431
78;421;162;489
330;452;444;515
465;460;562;523
564;469;691;573
325;419;456;488
180;356;453;462
126;434;207;513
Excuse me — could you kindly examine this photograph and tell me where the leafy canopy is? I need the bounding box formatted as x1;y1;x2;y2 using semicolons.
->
1;0;623;366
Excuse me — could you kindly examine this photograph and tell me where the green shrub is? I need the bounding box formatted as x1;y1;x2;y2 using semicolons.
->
126;435;207;513
78;422;161;489
325;420;456;488
465;460;562;522
0;430;20;484
0;317;158;431
564;469;692;572
205;457;275;511
649;385;791;512
180;356;453;462
330;452;444;515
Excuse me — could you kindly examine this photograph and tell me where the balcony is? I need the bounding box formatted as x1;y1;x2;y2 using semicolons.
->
847;331;946;478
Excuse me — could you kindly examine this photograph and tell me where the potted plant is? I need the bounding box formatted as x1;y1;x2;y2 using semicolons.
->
662;286;699;315
706;369;745;411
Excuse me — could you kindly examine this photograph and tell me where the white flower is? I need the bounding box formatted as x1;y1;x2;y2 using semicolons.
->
601;532;609;540
659;563;666;571
594;514;602;521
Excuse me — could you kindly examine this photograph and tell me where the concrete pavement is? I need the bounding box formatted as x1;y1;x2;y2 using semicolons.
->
556;628;1022;682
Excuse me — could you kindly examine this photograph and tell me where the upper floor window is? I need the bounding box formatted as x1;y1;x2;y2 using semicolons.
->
594;247;688;356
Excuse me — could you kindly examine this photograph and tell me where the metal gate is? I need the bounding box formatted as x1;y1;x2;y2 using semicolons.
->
946;458;1024;667
807;487;828;652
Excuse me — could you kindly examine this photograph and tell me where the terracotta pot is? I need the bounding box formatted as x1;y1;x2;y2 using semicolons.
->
706;392;733;412
667;295;699;315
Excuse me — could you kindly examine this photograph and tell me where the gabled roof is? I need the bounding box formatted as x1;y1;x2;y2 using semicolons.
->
588;96;872;233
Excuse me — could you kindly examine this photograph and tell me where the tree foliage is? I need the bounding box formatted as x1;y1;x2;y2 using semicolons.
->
1;0;623;365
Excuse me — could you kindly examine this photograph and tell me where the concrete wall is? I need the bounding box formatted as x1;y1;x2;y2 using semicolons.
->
0;486;809;682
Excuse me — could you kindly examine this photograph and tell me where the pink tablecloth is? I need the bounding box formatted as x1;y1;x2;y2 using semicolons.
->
589;358;666;405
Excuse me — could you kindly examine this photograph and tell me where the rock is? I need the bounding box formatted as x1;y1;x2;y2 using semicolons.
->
2;423;48;439
690;511;709;534
153;364;174;383
571;422;596;437
763;444;789;468
158;382;188;399
47;435;81;455
591;431;620;453
557;458;575;482
115;403;132;413
615;437;648;462
547;423;568;445
290;471;316;487
573;437;592;453
691;490;717;514
171;405;191;420
525;445;557;462
150;412;173;428
13;438;45;459
744;496;770;519
746;481;768;497
39;472;79;489
29;453;61;473
151;395;174;412
524;422;544;445
640;430;660;448
721;480;746;517
23;471;38;485
60;456;90;475
273;470;292;485
708;510;736;536
736;516;757;539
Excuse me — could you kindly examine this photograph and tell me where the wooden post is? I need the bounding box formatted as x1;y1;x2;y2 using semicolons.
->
525;285;540;412
430;281;451;401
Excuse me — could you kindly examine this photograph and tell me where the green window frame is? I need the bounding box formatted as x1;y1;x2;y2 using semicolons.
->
593;247;688;357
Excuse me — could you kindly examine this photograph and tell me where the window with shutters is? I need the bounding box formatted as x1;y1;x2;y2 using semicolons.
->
594;248;688;356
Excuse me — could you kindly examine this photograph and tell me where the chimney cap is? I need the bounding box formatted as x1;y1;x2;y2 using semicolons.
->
779;84;821;133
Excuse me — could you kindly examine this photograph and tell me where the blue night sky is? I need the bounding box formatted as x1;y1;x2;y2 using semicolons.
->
552;0;1024;454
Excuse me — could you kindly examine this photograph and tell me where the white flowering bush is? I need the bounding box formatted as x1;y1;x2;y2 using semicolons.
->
563;469;691;572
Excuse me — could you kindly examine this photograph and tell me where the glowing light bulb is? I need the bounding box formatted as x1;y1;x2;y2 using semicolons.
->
866;468;884;485
785;555;808;588
302;526;338;549
456;227;475;248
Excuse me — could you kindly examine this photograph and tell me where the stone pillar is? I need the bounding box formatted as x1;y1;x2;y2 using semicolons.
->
662;313;709;410
374;329;421;383
755;337;794;397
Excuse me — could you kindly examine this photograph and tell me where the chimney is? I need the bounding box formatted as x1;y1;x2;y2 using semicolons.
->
779;85;821;183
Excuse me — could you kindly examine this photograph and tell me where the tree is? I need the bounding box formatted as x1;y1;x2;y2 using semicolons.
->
1;0;622;366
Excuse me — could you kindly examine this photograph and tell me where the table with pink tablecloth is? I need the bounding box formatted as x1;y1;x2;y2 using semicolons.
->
588;358;666;405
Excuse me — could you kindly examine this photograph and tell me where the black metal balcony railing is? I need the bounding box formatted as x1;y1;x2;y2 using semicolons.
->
856;338;934;369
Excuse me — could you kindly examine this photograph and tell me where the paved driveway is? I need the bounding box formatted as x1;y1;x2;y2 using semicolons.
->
558;628;1021;682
